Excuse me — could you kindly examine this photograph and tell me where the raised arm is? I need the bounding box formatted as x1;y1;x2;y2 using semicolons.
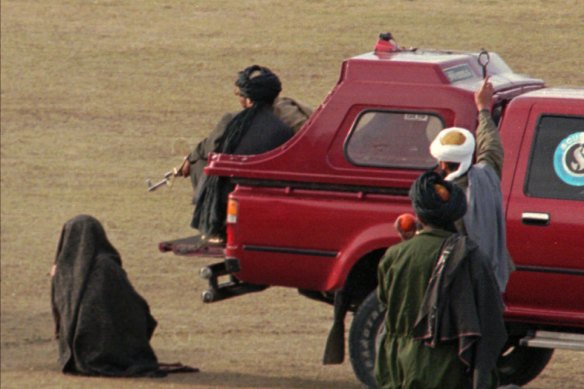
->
474;78;504;178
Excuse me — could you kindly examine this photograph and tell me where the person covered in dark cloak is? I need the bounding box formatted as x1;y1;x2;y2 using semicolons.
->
188;65;294;242
51;214;197;377
375;171;507;389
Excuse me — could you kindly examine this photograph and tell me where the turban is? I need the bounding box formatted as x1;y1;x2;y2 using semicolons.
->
430;127;475;181
235;65;282;104
409;171;467;229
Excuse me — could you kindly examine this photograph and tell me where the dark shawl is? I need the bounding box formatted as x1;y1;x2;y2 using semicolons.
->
413;234;507;389
51;215;161;377
187;96;312;197
191;105;292;237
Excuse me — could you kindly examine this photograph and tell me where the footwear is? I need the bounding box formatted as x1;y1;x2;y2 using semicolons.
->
205;235;225;246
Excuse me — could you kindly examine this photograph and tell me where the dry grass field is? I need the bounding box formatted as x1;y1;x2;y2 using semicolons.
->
1;1;583;388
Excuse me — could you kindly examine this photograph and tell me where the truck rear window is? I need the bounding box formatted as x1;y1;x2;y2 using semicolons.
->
345;110;443;169
525;115;584;201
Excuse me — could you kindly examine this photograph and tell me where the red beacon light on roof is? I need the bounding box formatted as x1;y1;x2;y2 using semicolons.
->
374;32;399;53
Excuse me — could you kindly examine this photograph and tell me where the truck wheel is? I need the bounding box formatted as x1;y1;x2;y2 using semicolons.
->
348;292;555;388
497;343;554;386
348;290;385;388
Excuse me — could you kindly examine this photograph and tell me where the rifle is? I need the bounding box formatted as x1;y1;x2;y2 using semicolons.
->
146;157;188;192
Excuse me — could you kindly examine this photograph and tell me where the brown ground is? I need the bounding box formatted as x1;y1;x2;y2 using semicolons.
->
1;1;583;388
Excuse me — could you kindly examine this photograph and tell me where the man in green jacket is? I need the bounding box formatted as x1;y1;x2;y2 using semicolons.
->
376;171;506;389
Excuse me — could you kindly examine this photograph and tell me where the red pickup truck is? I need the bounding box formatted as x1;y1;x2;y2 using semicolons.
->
162;38;584;387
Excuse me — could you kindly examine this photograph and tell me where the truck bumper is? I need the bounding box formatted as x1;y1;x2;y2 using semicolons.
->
199;258;268;303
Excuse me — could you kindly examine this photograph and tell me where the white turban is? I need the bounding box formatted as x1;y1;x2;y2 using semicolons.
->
430;127;476;181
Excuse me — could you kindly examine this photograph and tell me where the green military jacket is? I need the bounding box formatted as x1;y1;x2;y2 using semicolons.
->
376;228;470;389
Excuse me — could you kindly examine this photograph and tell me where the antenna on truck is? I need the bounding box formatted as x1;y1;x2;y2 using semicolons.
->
478;49;490;79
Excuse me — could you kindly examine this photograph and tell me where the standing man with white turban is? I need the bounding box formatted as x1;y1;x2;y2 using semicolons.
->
429;77;513;292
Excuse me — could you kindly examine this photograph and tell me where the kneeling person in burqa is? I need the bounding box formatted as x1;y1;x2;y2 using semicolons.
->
51;214;197;377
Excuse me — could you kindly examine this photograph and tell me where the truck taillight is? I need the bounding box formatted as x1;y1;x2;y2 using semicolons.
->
226;199;238;246
227;199;238;224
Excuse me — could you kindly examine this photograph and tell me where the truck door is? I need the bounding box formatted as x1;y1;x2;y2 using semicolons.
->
505;112;584;326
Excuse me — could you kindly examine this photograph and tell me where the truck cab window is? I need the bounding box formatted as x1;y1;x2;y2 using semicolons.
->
345;111;443;169
525;115;584;200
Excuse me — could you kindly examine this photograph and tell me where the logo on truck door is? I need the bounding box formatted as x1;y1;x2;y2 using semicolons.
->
554;132;584;186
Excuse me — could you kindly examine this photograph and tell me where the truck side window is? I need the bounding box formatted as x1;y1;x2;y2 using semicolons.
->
491;103;505;126
345;111;443;169
525;115;584;200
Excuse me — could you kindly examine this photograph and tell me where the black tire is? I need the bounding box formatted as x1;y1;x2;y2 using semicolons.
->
348;292;554;388
497;342;554;386
348;290;386;388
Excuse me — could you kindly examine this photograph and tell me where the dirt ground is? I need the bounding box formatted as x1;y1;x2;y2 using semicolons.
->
1;1;583;388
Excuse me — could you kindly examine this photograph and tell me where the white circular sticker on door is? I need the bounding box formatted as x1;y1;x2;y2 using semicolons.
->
553;131;584;186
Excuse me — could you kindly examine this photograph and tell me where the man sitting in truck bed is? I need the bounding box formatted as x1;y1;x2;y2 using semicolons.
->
429;77;513;292
180;72;312;203
188;65;295;243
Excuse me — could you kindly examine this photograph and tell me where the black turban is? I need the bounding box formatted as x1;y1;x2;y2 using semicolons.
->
235;65;281;104
409;171;467;229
